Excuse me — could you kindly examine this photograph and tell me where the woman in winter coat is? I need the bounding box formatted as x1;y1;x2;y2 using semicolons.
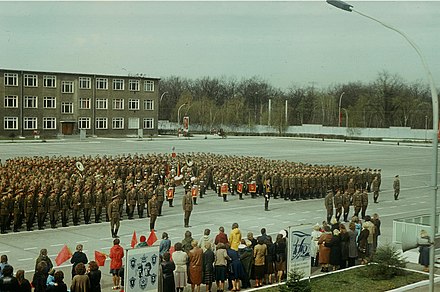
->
202;242;215;292
310;223;322;267
238;240;253;289
347;222;359;267
274;233;287;283
325;229;342;271
226;243;245;291
339;224;350;269
172;242;188;292
70;263;91;292
228;223;242;251
87;261;101;292
357;223;370;264
161;252;176;292
318;225;332;272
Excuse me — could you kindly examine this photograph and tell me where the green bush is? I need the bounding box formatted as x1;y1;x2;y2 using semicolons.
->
366;243;408;280
279;269;311;292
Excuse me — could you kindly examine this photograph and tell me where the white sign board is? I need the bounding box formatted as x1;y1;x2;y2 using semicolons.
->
124;246;160;291
287;227;311;279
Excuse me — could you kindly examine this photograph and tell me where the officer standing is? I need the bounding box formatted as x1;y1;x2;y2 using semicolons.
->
108;195;120;238
324;190;334;223
264;178;272;211
182;188;193;228
372;176;380;203
353;189;362;218
393;175;400;200
60;191;70;227
48;191;59;228
361;190;369;219
342;190;351;222
334;190;343;222
148;193;158;231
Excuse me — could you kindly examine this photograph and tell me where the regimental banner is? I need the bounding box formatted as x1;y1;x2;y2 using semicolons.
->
287;227;311;280
124;246;160;292
191;186;199;197
166;188;174;199
220;183;228;194
248;182;256;193
237;182;243;194
183;116;189;133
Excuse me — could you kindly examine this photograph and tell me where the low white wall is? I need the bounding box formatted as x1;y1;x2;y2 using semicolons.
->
158;120;433;141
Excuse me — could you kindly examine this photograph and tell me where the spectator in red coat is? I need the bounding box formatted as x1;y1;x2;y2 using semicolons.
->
109;238;124;290
214;226;228;248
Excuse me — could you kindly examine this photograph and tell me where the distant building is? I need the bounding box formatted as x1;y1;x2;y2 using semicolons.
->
0;68;160;138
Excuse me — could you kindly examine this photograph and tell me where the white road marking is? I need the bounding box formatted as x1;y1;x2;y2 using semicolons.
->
0;251;10;253
23;247;38;251
50;243;65;247
302;211;311;213
18;258;33;261
76;240;89;243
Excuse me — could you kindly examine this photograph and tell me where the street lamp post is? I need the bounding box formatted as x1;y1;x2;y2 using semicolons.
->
158;91;168;120
327;1;439;290
342;108;349;128
338;92;345;127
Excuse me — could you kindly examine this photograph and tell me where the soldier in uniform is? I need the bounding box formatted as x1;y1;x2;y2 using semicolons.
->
324;190;334;224
137;186;146;218
82;189;93;224
13;193;22;232
94;189;104;223
59;191;70;227
342;190;351;222
361;189;369;219
71;190;82;226
334;190;343;222
126;185;137;219
0;192;10;234
263;178;272;211
352;189;363;218
48;191;59;228
24;193;35;231
36;192;47;230
148;193;159;231
104;186;113;222
372;176;380;203
166;179;175;208
272;171;281;199
108;195;120;238
393;175;400;200
182;188;193;228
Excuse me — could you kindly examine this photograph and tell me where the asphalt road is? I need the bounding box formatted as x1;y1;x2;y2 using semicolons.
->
0;135;438;288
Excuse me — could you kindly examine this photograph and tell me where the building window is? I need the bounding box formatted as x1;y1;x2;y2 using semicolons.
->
43;96;56;109
112;117;124;129
78;117;91;129
128;117;139;129
79;77;91;89
4;73;18;86
144;99;154;110
113;99;124;110
61;102;73;114
4;95;18;108
43;117;56;129
96;117;108;129
24;74;38;87
4;117;18;130
24;96;38;108
61;81;74;93
128;99;139;110
144;80;154;92
43;75;56;88
23;117;37;130
79;98;91;109
96;78;108;90
113;79;124;90
96;98;108;109
129;80;140;91
143;118;154;129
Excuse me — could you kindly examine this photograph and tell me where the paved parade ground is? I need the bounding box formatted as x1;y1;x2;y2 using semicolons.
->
0;135;438;290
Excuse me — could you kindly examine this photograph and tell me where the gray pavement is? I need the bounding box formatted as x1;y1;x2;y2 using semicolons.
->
0;135;439;291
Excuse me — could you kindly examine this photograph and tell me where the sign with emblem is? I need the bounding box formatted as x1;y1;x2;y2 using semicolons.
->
220;183;228;194
237;182;243;194
248;181;257;193
124;245;159;291
287;226;311;280
191;186;199;198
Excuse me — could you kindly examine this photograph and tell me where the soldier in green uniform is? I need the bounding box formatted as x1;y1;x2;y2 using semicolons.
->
24;193;35;231
182;188;193;228
342;190;351;222
352;189;363;218
393;175;400;200
48;191;59;228
324;190;334;224
71;190;82;226
361;190;369;220
372;176;380;203
108;195;120;238
334;190;343;222
82;189;93;224
94;188;104;223
148;193;159;231
137;185;146;218
0;192;10;234
60;191;70;227
126;186;137;219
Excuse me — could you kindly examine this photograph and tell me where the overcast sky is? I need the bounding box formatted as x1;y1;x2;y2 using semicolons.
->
0;0;439;90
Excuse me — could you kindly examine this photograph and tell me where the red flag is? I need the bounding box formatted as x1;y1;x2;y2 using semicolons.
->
94;250;107;267
147;230;158;246
55;245;72;266
131;230;138;248
169;246;175;260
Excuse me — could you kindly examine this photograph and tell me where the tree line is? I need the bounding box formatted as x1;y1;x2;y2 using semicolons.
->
158;71;435;132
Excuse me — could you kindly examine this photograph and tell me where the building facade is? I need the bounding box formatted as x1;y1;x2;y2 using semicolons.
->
0;69;160;138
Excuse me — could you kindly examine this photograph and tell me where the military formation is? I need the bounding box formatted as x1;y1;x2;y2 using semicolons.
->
0;153;380;234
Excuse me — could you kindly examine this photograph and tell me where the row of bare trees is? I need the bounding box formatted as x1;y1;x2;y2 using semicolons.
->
158;71;435;132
